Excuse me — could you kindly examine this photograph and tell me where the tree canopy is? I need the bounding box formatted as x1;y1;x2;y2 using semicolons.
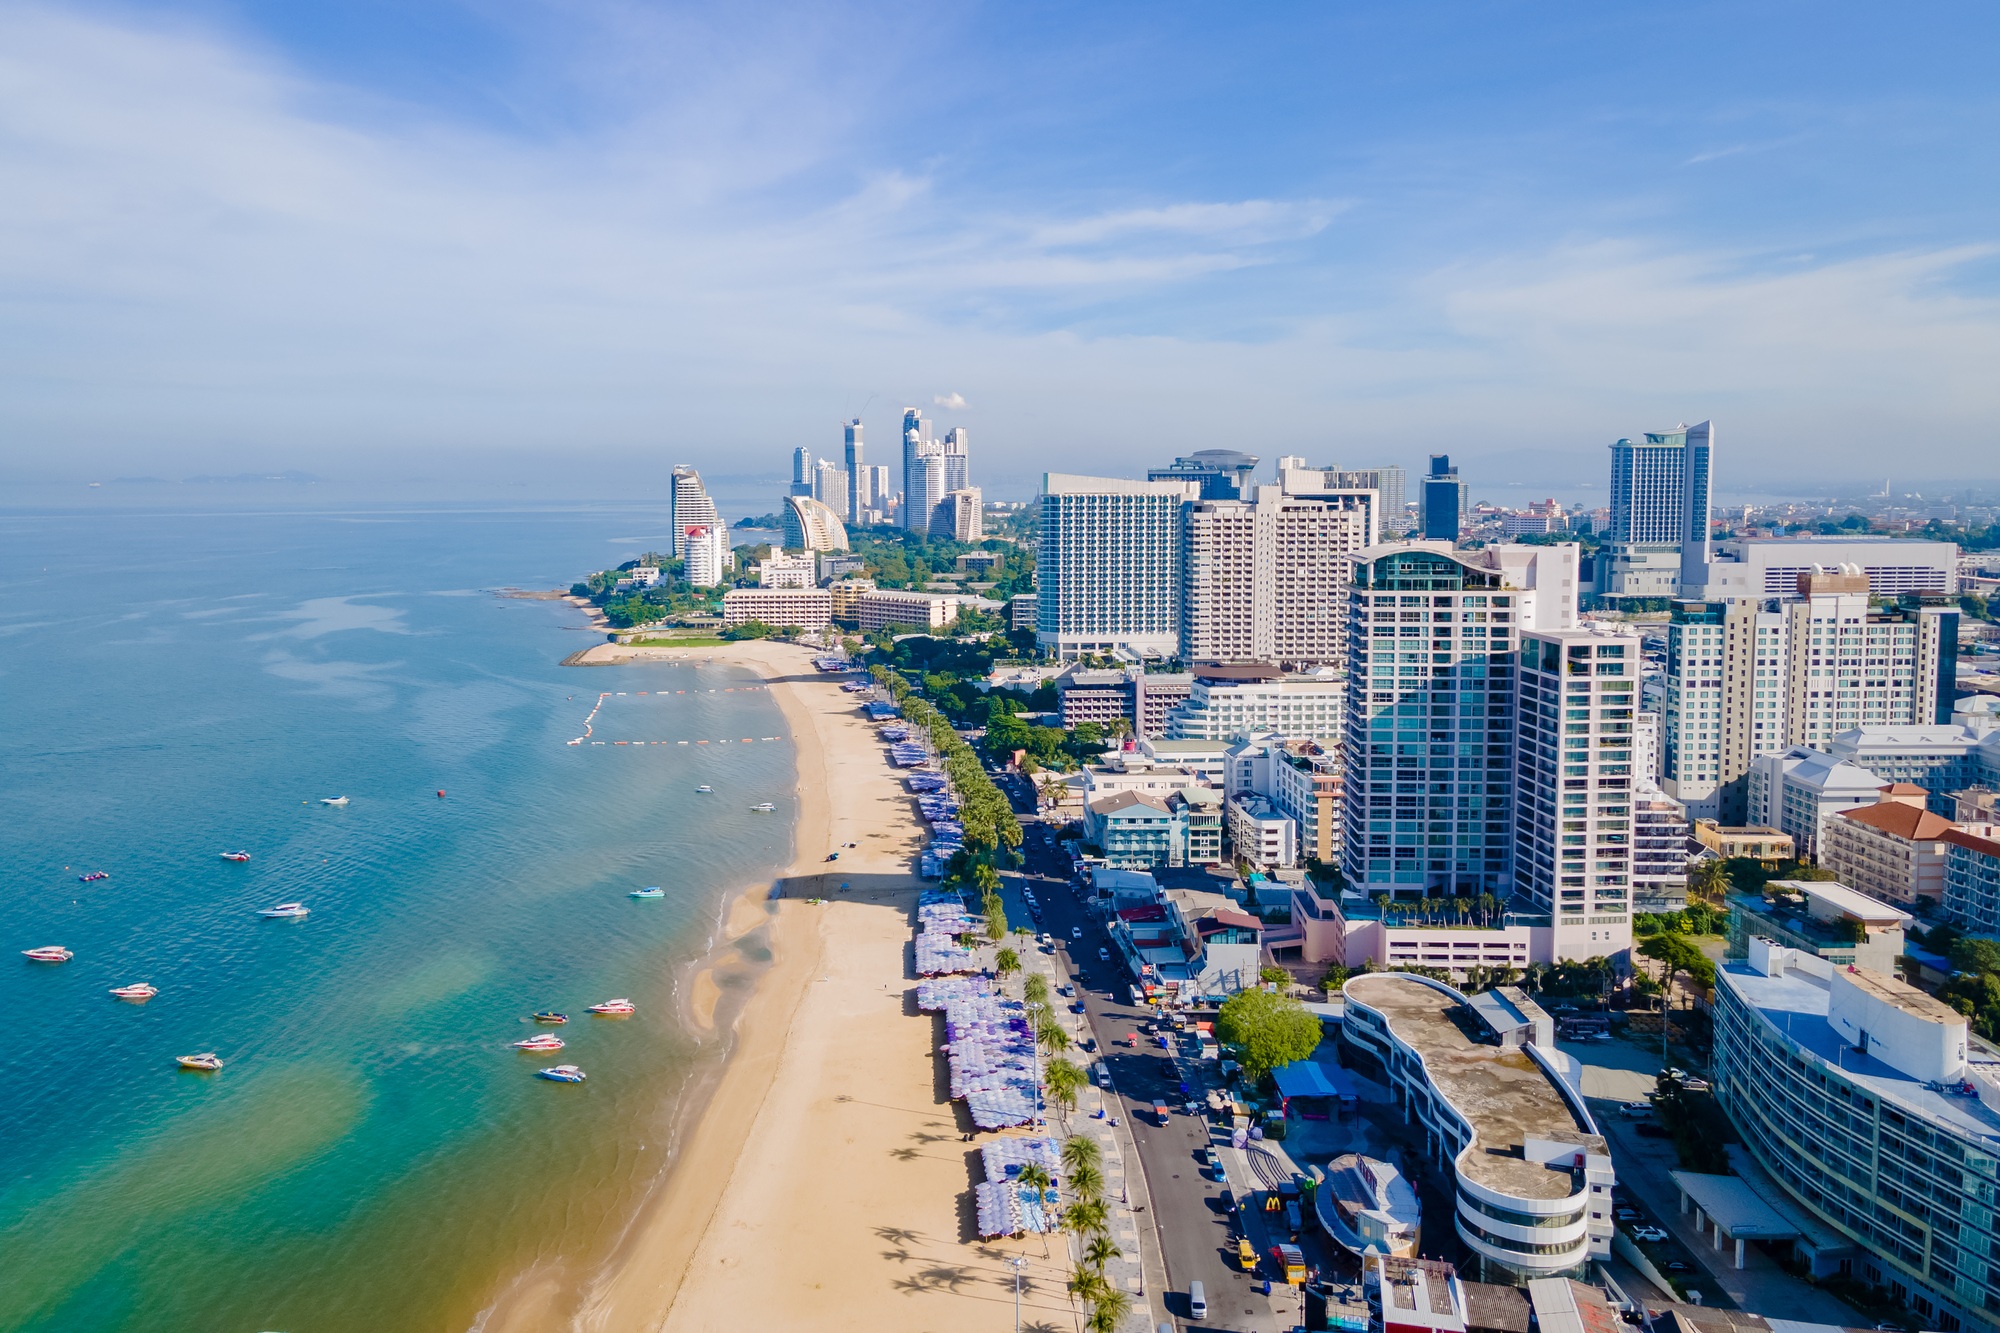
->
1215;987;1322;1081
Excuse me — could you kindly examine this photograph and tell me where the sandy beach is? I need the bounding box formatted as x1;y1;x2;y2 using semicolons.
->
495;638;1076;1333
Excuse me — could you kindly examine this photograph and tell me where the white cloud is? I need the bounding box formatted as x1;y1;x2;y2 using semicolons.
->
933;392;968;410
0;3;1995;495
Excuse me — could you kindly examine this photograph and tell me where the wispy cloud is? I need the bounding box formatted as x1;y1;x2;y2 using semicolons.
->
932;392;968;410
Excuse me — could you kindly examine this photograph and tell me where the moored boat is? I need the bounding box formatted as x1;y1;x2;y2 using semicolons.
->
22;946;73;963
513;1034;566;1051
110;982;158;1000
321;796;349;806
749;802;776;812
176;1052;224;1071
535;1064;586;1083
258;902;309;919
587;999;636;1015
531;1010;568;1025
219;851;252;862
78;871;109;882
629;886;665;899
695;785;713;793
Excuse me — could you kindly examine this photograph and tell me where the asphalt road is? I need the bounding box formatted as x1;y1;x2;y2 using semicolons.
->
1005;814;1292;1332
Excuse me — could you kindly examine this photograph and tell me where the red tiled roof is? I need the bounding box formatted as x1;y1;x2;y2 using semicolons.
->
1838;799;1956;840
1880;782;1929;795
1945;827;2000;860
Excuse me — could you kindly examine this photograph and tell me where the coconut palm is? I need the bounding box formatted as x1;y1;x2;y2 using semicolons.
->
1062;1197;1110;1239
1015;1162;1056;1256
1060;1133;1100;1176
1065;1159;1103;1202
1036;1015;1070;1058
1024;974;1050;1008
1086;1287;1132;1333
1044;1057;1086;1122
1067;1262;1109;1305
1083;1234;1120;1275
994;948;1022;988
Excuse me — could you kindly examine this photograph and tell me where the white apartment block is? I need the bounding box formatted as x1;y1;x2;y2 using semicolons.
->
1631;780;1692;912
1226;794;1298;868
1036;474;1198;659
720;587;831;632
858;589;961;633
812;459;848;517
1164;665;1347;742
1225;733;1344;866
1748;749;1891;861
756;552;817;588
1180;476;1374;669
669;465;721;559
1663;568;1958;821
680;521;731;588
1700;535;1958;598
931;487;983;541
1514;625;1641;961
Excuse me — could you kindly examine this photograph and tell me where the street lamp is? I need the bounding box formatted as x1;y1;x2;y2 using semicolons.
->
1008;1254;1029;1333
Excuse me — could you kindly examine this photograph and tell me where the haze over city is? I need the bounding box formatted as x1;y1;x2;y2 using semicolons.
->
3;0;1999;498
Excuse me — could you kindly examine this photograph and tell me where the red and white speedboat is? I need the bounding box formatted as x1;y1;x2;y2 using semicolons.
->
110;982;158;1001
512;1034;567;1052
22;946;73;963
587;999;637;1016
219;851;252;862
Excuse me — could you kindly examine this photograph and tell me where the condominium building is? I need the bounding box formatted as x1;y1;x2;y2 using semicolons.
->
680;522;730;587
1341;541;1578;907
1179;476;1374;669
1944;826;2000;935
1134;671;1194;738
1057;668;1134;729
1748;748;1891;859
1823;785;1963;906
1342;974;1615;1283
857;589;961;633
789;445;814;496
812;459;848;518
1702;535;1959;600
940;427;969;495
1226;794;1297;868
1146;448;1259;499
1420;454;1467;541
720;587;832;632
842;418;865;523
1164;664;1348;742
1663;570;1959;821
1724;879;1909;972
755;552;817;588
1224;733;1345;866
1321;464;1407;536
930;487;983;541
1713;945;2000;1333
1512;624;1640;960
827;577;875;626
1631;781;1692;912
669;465;722;559
780;495;850;552
1036;473;1198;659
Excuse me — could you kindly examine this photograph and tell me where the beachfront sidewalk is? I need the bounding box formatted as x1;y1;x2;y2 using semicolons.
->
1022;941;1162;1333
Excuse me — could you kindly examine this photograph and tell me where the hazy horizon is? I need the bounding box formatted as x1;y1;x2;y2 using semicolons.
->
2;2;1997;496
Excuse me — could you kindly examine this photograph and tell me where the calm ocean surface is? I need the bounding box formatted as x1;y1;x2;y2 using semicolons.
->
0;503;796;1333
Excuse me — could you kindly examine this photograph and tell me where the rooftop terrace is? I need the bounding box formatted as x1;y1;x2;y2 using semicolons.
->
1347;974;1603;1199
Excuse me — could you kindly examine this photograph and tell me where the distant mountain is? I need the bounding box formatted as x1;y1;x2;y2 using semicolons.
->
181;471;324;484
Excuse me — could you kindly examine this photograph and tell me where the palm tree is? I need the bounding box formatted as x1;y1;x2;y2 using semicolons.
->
1024;974;1050;1008
1086;1287;1132;1333
1044;1057;1086;1122
1066;1159;1104;1202
1036;1015;1071;1059
1453;896;1472;925
1062;1197;1110;1239
1083;1234;1120;1272
1067;1262;1109;1306
1015;1162;1056;1255
994;948;1022;989
1061;1133;1100;1178
1688;858;1731;905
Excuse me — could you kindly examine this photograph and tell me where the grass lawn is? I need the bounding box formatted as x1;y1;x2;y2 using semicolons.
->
624;635;731;647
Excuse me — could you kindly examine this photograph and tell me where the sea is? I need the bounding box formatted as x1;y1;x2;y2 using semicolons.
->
0;502;797;1333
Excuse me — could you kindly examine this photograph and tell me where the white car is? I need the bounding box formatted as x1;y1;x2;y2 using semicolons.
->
1072;927;1083;939
1631;1226;1669;1243
1618;1101;1652;1117
1098;947;1111;962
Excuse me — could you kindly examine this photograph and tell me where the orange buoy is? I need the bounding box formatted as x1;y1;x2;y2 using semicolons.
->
436;789;446;798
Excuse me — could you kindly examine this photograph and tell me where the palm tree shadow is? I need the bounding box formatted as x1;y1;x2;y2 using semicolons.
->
875;1225;922;1245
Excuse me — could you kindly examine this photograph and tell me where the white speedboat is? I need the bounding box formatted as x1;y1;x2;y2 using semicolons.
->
587;999;636;1016
513;1034;566;1051
176;1052;224;1071
321;796;349;806
629;887;665;899
110;982;158;1001
258;902;309;919
536;1064;586;1083
219;851;252;862
749;802;776;812
22;946;72;963
695;785;713;793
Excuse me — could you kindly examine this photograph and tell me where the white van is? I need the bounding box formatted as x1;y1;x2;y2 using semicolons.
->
1094;1061;1112;1090
1187;1279;1207;1320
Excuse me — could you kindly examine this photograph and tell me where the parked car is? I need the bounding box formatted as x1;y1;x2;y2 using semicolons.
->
1618;1101;1652;1117
1632;1226;1669;1243
1664;1261;1693;1273
1615;1208;1641;1222
1682;1077;1712;1092
1099;947;1111;961
1072;926;1083;938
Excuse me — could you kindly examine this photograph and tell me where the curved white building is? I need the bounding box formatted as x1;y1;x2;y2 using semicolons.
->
782;495;850;552
1342;974;1614;1282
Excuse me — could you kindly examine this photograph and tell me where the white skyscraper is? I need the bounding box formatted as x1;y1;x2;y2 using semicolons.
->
1180;471;1376;669
866;465;891;523
901;408;934;531
669;466;721;559
1036;473;1199;659
1515;625;1641;961
813;459;848;518
781;495;850;552
1598;420;1714;596
842;419;865;523
680;522;730;587
942;427;970;494
790;445;814;497
907;449;948;536
931;487;983;542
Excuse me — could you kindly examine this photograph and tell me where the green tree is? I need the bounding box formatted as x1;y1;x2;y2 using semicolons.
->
1065;1158;1104;1202
994;947;1021;987
1035;1013;1071;1058
1082;1234;1119;1272
1044;1056;1086;1119
1215;987;1323;1081
1086;1287;1132;1333
1259;965;1291;987
1688;858;1731;904
1638;932;1715;1004
985;900;1008;942
1062;1197;1110;1239
1023;974;1050;1008
1060;1133;1100;1177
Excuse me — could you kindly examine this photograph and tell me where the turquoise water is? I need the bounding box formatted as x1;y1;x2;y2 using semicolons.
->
0;505;796;1332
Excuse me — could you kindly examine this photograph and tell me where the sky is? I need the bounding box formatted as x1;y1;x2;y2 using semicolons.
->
1;0;1997;503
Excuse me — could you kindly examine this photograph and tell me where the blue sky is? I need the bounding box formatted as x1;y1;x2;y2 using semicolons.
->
2;1;1996;499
